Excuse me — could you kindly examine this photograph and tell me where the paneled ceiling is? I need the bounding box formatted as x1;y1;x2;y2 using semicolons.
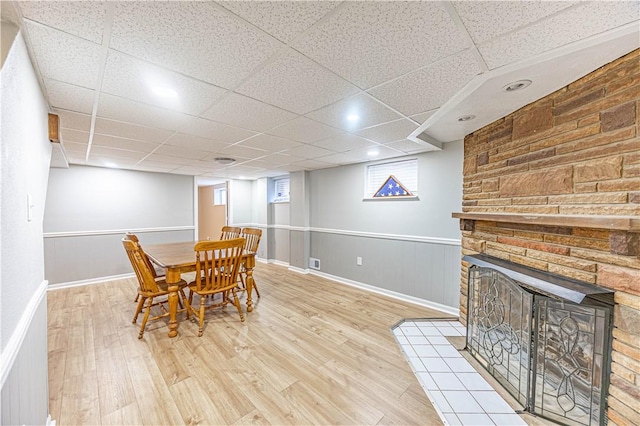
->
3;1;639;181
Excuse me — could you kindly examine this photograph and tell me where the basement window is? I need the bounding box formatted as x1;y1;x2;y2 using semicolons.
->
273;177;290;203
365;158;418;200
213;186;226;206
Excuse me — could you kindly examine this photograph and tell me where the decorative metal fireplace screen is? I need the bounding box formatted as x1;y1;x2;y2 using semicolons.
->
464;255;614;426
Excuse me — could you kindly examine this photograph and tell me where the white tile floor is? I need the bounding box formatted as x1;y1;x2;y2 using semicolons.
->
393;320;527;426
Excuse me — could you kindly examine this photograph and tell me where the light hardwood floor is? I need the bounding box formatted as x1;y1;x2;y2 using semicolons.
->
48;262;454;425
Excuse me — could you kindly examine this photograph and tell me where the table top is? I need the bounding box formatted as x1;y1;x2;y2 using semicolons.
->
144;241;255;269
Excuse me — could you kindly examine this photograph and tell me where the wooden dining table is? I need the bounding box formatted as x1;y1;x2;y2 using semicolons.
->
143;240;257;338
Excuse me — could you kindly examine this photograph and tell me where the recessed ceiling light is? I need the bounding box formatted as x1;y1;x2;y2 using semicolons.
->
367;149;379;157
502;79;532;92
104;161;119;168
214;157;236;165
457;115;476;122
346;114;360;122
151;86;178;98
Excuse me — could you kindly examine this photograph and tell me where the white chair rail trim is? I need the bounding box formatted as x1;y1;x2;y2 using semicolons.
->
1;279;48;388
43;225;195;238
230;223;461;246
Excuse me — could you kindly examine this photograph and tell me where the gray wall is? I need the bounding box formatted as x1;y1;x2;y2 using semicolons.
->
307;142;463;310
43;165;195;284
1;31;51;425
309;142;463;238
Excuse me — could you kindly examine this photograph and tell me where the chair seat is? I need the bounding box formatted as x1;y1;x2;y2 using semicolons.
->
138;278;187;297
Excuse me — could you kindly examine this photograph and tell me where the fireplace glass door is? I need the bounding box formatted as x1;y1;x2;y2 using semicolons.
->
467;266;612;426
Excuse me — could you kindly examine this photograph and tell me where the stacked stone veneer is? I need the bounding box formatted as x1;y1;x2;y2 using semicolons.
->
459;49;639;425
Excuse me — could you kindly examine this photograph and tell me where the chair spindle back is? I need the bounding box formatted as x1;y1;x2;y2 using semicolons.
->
193;238;245;293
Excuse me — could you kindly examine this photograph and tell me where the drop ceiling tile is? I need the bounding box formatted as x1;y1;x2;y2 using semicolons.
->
256;152;305;165
89;145;147;161
60;128;89;144
347;145;405;162
293;1;468;89
242;158;288;169
216;144;267;160
136;158;181;170
311;134;375;153
224;164;265;174
55;110;92;132
134;164;181;173
163;133;230;153
479;1;640;69
236;48;359;114
316;152;361;165
25;21;102;89
201;92;298;132
20;1;107;44
410;109;438;125
62;141;88;154
86;155;140;168
94;117;174;143
92;134;160;153
97;93;190;131
368;50;481;117
143;153;194;166
289;159;335;170
356;119;418;144
45;79;95;114
110;2;283;88
218;1;340;43
305;93;404;131
153;144;211;161
65;152;87;165
385;139;433;154
266;116;342;143
101;51;228;116
452;1;578;45
180;117;257;144
173;163;225;175
237;134;302;152
281;143;335;159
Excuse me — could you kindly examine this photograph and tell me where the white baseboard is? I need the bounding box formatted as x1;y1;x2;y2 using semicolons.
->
1;280;48;388
47;273;134;291
288;265;310;274
267;259;289;267
309;270;459;317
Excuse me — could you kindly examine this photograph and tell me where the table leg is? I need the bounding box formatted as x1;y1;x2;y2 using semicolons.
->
166;269;181;338
244;255;256;312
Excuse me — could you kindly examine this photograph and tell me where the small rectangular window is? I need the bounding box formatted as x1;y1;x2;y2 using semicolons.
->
365;159;418;199
273;177;290;202
213;187;226;205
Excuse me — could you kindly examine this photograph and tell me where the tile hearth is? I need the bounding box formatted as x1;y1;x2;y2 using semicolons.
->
393;320;527;426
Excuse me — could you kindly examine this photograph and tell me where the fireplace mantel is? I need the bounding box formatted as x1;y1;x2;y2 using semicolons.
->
452;212;640;231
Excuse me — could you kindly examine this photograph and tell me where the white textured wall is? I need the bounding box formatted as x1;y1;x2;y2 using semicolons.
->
0;32;51;351
0;31;52;424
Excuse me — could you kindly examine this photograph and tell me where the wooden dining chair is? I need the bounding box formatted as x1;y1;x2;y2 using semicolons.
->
126;232;165;303
219;225;242;240
239;227;262;297
187;237;246;336
122;236;191;339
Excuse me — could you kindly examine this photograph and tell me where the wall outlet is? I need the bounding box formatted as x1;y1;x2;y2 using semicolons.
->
356;256;362;266
309;257;321;270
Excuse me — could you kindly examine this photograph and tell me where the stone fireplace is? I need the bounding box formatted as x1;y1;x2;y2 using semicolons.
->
455;48;639;425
